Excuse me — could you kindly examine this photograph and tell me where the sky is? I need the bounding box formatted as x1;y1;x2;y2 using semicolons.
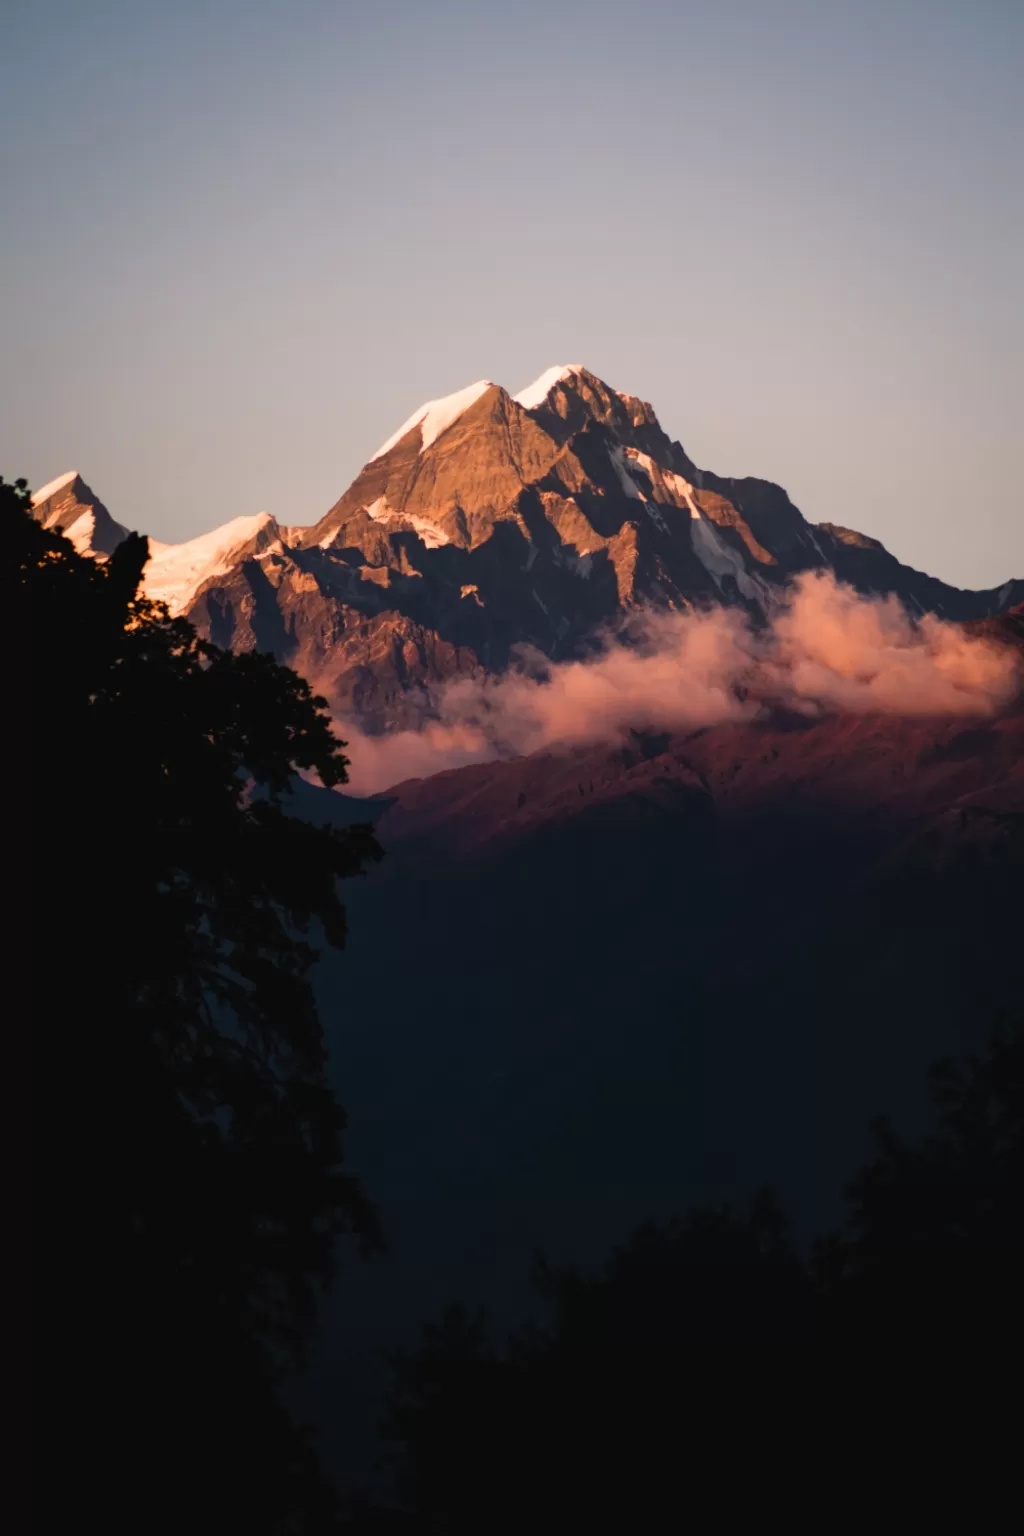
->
2;0;1021;588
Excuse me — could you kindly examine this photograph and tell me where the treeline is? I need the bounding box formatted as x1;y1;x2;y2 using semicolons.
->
365;1010;1023;1529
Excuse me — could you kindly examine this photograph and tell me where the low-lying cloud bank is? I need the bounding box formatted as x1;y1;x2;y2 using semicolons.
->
340;572;1020;794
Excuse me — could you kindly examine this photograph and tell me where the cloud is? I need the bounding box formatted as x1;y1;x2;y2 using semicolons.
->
338;572;1020;794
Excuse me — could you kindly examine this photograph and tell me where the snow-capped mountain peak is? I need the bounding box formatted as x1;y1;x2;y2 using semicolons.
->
513;364;585;410
28;472;285;614
31;470;130;557
143;511;281;613
32;469;83;509
369;379;496;463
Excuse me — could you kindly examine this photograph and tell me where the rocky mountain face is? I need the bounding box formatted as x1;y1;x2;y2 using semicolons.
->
31;471;130;558
32;366;1023;732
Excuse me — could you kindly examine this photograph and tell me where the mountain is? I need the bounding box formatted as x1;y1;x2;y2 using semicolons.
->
31;366;1023;732
31;471;130;558
143;511;288;612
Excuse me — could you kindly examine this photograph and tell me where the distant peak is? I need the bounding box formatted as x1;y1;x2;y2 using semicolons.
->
369;379;495;463
143;511;281;614
31;469;81;505
513;365;586;410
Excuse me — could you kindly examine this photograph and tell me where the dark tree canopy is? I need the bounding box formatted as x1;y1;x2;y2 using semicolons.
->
10;476;382;1532
380;1193;817;1531
377;1014;1024;1532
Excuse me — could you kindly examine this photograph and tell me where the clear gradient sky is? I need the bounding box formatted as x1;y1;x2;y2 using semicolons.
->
2;0;1021;587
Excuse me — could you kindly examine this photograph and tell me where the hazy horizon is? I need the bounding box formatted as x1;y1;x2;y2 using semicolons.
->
3;0;1021;588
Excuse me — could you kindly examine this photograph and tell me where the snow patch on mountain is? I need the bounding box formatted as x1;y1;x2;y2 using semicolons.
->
514;364;585;410
608;444;643;501
369;380;494;463
690;514;764;602
143;512;279;613
63;510;98;553
662;470;702;519
361;494;450;549
622;452;670;531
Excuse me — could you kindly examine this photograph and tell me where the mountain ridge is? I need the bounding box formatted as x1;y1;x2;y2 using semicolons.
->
31;366;1024;732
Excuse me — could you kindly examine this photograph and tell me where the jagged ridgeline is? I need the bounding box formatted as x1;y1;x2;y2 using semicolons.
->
31;366;1023;732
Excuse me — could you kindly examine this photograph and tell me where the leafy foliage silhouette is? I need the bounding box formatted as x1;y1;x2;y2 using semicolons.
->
10;476;382;1532
832;1010;1024;1489
377;1014;1024;1531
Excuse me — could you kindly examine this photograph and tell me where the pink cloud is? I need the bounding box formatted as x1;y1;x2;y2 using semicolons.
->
339;573;1020;794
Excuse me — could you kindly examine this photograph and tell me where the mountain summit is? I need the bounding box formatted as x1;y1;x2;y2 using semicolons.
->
31;471;129;558
32;367;1023;731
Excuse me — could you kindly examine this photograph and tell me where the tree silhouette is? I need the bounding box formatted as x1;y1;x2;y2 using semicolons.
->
10;476;382;1532
832;1011;1024;1500
380;1192;817;1530
378;1016;1024;1530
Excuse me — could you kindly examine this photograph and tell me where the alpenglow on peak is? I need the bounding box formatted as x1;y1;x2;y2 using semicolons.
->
513;365;586;410
369;379;496;463
367;366;601;467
